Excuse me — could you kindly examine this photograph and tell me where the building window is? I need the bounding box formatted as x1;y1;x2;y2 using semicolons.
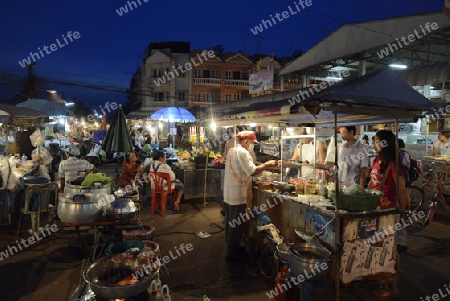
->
157;69;164;77
212;70;219;78
194;93;201;101
234;94;239;101
166;93;170;101
203;94;209;102
226;94;232;102
242;72;249;80
195;70;202;78
177;91;186;102
211;93;219;103
179;70;186;78
225;71;232;79
155;92;165;102
153;69;157;78
203;70;211;78
233;71;241;80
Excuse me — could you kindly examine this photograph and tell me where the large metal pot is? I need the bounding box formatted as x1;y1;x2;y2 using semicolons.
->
58;194;104;223
287;243;331;281
106;198;138;222
64;182;112;195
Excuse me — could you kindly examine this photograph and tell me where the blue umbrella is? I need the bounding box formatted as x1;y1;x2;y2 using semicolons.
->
151;107;195;123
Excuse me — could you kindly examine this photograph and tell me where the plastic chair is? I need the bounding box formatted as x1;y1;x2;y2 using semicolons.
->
17;183;59;238
149;172;176;217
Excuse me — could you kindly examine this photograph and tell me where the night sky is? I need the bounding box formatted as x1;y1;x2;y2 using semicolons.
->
0;0;445;111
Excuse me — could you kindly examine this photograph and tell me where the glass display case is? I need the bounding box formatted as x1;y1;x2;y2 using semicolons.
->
280;126;335;183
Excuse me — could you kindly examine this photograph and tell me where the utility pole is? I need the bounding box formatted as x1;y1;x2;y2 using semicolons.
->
256;36;270;55
234;21;249;52
25;62;37;100
277;38;297;56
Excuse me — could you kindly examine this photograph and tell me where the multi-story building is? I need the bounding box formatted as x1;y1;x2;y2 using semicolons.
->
129;41;299;115
140;41;191;114
190;51;251;107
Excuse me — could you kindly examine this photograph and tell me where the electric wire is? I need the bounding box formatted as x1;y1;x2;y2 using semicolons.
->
152;223;224;239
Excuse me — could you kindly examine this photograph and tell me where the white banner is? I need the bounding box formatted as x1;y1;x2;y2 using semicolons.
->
249;68;274;94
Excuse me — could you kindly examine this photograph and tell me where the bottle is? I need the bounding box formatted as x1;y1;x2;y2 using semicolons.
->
21;154;26;162
379;241;390;267
153;271;162;291
148;271;162;298
364;246;375;269
160;284;171;301
345;246;357;273
318;173;327;197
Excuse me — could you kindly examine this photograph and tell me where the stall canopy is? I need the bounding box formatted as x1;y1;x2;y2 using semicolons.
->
16;98;73;116
0;103;48;126
216;69;434;127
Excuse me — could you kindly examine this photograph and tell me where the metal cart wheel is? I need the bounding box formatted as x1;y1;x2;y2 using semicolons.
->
408;185;428;225
409;185;425;212
256;231;279;281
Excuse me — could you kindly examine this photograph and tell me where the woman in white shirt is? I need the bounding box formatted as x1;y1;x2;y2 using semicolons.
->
290;138;325;179
149;151;184;211
433;131;450;156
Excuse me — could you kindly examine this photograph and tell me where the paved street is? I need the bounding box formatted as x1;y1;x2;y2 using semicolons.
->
0;162;449;300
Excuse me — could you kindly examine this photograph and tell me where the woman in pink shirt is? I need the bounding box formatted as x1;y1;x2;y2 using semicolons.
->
368;130;409;298
368;130;408;209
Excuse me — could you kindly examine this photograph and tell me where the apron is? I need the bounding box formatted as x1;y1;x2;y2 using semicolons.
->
227;148;253;238
228;148;253;220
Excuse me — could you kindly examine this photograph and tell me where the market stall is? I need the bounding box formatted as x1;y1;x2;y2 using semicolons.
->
216;69;434;299
0;104;49;222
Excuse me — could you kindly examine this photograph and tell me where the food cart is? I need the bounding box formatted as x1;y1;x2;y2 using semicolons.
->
216;70;434;299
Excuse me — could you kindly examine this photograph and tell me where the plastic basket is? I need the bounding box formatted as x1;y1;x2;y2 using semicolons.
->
331;189;383;211
141;240;160;256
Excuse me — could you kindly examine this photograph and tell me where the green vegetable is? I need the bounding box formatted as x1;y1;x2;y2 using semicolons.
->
81;173;113;187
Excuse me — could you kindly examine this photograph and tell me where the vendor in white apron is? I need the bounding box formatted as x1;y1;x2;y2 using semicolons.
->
433;131;450;156
291;138;325;179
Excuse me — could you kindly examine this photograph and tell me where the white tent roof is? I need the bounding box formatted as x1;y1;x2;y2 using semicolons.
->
280;12;450;76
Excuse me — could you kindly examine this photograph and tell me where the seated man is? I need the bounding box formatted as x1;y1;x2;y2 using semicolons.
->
149;151;184;211
59;145;96;193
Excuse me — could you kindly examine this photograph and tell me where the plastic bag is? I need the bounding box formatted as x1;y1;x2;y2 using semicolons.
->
32;146;53;166
7;156;21;192
196;231;211;238
0;156;10;189
30;129;45;147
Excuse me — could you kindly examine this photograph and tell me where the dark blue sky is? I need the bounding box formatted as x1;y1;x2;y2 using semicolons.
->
0;0;444;111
